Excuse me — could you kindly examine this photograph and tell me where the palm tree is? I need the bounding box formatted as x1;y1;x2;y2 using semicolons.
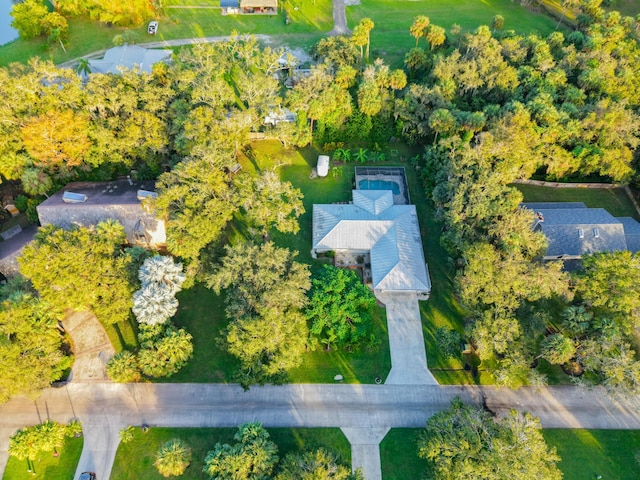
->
132;283;179;325
354;148;369;164
138;255;185;295
76;58;91;77
154;438;192;477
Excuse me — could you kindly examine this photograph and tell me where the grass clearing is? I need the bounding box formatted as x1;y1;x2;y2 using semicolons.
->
543;429;640;480
0;0;332;66
514;184;639;219
111;426;351;480
347;0;559;66
380;427;640;480
2;435;83;480
380;428;425;480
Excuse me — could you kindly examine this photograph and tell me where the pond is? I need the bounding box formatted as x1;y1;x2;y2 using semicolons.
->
0;0;19;46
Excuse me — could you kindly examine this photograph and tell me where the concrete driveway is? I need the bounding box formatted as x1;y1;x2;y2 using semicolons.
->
376;292;438;385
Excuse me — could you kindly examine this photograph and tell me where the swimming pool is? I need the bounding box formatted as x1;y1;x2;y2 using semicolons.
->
358;179;401;195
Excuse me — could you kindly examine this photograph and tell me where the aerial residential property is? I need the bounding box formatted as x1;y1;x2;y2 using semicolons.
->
1;0;640;479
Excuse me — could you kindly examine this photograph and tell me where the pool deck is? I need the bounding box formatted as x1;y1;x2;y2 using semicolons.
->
355;166;410;205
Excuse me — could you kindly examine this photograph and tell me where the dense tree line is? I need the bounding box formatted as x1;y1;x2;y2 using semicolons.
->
400;2;640;393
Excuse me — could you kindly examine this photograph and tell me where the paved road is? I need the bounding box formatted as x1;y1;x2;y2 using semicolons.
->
1;383;640;479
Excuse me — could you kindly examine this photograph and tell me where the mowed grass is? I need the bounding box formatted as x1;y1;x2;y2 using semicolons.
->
111;426;351;480
348;0;559;66
380;428;426;480
2;436;83;480
381;427;640;480
0;0;332;66
543;429;640;480
514;184;640;219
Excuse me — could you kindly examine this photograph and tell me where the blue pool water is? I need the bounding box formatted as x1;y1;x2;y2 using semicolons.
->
358;179;400;195
1;0;19;46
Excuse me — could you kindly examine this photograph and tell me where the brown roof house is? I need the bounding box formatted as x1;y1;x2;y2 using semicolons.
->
240;0;277;14
37;180;166;246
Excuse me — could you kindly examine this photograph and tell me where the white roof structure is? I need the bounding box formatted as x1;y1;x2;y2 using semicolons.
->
313;190;431;293
317;155;329;177
89;45;172;75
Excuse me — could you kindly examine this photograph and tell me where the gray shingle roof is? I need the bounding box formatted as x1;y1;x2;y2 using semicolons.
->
89;46;172;75
313;190;430;293
521;203;631;257
522;202;587;210
37;180;165;245
619;217;640;253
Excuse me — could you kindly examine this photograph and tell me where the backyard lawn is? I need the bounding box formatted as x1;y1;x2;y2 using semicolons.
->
2;436;83;480
514;183;640;219
111;426;351;480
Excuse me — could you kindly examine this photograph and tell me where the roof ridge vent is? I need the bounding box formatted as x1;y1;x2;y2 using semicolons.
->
62;191;88;203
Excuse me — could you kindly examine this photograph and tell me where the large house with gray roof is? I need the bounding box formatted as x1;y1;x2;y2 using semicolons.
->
312;190;431;297
37;180;165;246
88;45;172;75
521;202;640;260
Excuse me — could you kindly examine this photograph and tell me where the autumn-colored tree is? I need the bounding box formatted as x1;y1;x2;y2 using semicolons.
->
21;110;90;173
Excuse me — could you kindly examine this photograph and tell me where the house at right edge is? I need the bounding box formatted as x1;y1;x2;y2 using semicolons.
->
521;202;640;261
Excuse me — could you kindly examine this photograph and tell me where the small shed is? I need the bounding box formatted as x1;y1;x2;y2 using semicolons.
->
317;155;329;177
221;0;240;14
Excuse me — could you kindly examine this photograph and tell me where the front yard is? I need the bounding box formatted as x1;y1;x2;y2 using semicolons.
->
2;435;83;480
380;427;640;480
111;426;351;480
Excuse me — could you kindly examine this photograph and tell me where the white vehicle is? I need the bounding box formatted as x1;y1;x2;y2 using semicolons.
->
147;21;158;35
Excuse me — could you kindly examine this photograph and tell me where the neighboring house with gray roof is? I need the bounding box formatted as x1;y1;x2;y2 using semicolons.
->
37;180;165;246
521;202;640;260
89;45;172;75
312;190;431;297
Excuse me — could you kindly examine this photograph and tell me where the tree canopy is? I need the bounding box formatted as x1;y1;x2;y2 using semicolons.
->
306;265;377;351
207;242;310;387
18;220;135;326
0;291;71;403
203;422;278;480
419;398;562;480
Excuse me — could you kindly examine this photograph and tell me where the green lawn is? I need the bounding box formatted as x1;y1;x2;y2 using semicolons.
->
0;0;332;67
382;427;640;480
514;184;640;219
380;428;425;480
543;429;640;480
2;436;83;480
111;426;351;480
348;0;559;66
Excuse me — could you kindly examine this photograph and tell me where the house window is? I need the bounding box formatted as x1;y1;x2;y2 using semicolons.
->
578;228;584;239
593;228;600;238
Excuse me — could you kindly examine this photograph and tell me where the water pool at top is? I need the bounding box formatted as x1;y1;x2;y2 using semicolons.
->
358;179;401;195
0;0;19;46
